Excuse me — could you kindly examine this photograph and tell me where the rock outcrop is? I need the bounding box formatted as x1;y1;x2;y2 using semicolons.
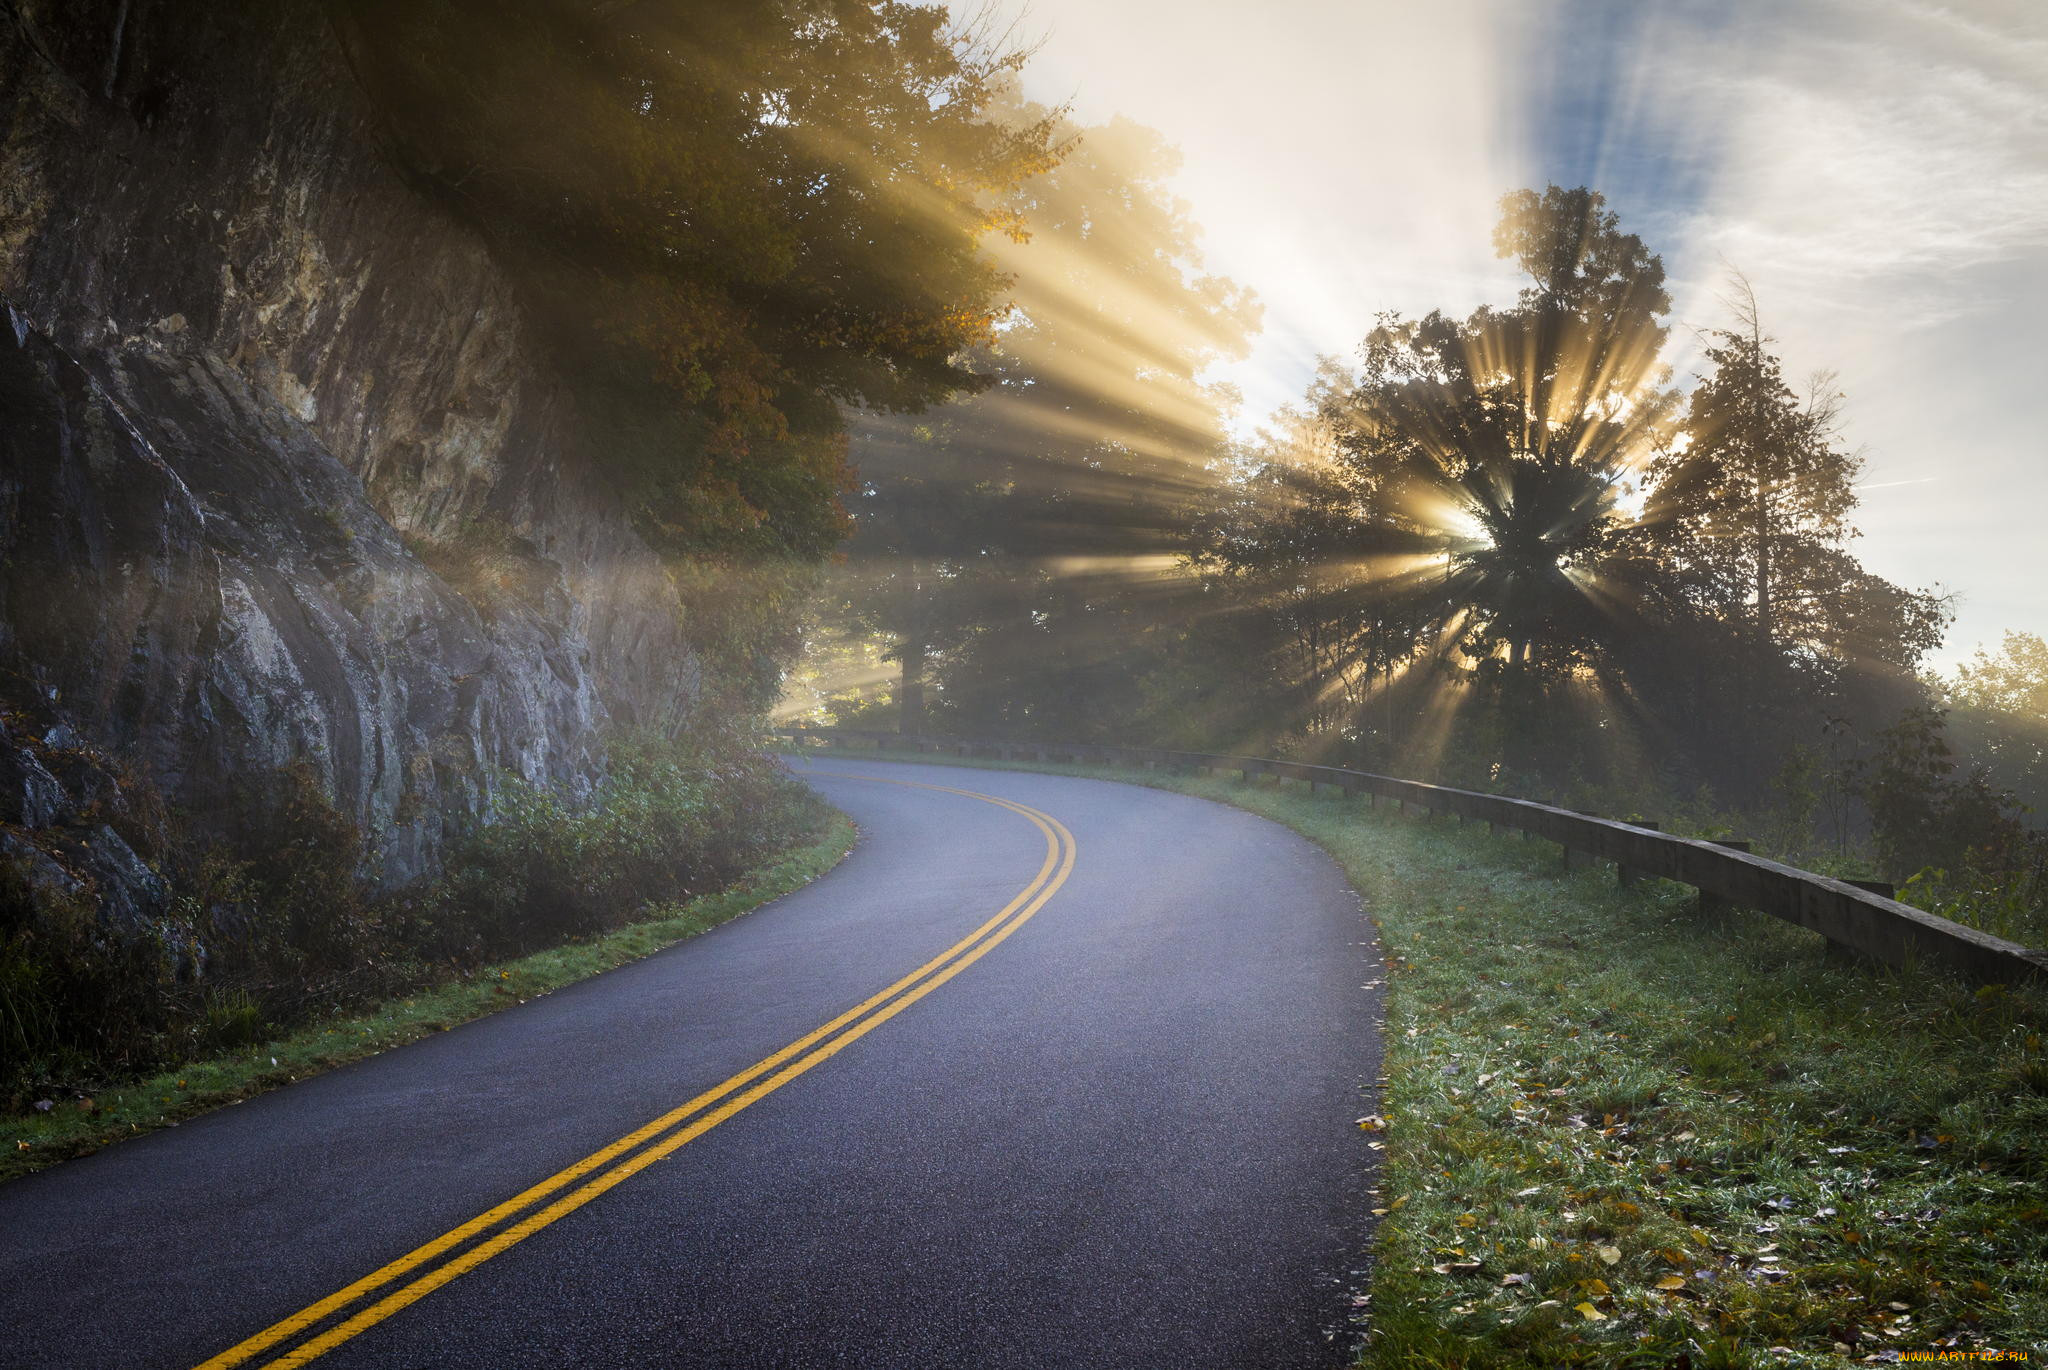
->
0;0;705;901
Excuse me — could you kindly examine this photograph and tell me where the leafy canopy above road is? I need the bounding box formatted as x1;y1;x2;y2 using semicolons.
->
337;0;1067;563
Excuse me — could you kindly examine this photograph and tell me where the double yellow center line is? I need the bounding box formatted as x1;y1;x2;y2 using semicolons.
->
195;775;1076;1370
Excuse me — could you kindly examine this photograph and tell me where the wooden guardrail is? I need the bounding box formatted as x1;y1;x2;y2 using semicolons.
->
776;726;2048;987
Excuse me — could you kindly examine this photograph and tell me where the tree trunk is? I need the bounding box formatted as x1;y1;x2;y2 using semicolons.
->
898;635;926;736
1755;490;1773;649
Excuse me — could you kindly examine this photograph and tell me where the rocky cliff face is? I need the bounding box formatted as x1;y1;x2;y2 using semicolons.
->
0;0;705;908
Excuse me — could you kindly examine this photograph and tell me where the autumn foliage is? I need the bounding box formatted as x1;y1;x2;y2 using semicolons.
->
336;0;1066;561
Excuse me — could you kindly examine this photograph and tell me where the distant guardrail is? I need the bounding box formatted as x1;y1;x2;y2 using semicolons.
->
777;726;2048;987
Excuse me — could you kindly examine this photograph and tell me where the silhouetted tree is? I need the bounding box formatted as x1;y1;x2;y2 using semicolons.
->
1945;632;2048;815
1860;706;2025;880
818;99;1257;737
1193;188;1944;801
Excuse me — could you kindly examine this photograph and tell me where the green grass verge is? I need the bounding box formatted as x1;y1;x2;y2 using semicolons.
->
2;810;855;1187
792;744;2048;1366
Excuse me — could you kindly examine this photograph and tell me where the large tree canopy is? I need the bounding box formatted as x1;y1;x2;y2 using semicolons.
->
336;0;1065;561
1189;187;1943;798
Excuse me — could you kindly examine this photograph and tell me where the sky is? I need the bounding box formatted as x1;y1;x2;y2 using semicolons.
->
989;0;2048;671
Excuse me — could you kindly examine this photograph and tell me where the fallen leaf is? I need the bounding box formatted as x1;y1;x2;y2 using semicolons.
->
1655;1275;1686;1291
1574;1302;1606;1321
1355;1115;1388;1132
1501;1273;1530;1286
1457;1214;1480;1228
1596;1246;1621;1265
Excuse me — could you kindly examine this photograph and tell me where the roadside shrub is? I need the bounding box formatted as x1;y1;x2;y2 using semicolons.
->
4;734;824;1108
424;732;823;958
0;858;175;1104
230;761;380;975
1898;834;2048;948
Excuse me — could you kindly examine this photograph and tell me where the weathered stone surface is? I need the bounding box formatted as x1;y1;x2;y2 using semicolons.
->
0;0;707;910
0;742;64;829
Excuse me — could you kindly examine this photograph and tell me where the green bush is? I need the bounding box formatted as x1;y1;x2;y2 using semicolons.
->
423;732;823;958
1;860;176;1106
3;736;825;1107
1898;837;2048;948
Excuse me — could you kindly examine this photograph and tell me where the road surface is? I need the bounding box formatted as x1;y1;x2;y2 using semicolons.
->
0;756;1382;1368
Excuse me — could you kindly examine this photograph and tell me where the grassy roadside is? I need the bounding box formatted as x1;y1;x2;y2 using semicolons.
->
793;745;2048;1366
2;810;855;1187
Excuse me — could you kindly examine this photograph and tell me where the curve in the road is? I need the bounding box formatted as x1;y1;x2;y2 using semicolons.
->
0;757;1381;1370
200;777;1078;1370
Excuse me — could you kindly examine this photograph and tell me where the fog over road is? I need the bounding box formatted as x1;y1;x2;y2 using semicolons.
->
0;757;1381;1369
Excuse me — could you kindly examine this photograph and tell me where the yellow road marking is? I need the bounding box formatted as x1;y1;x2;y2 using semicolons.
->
194;775;1075;1370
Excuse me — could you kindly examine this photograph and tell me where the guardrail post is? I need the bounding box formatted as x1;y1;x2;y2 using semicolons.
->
1697;839;1752;917
1618;822;1660;888
1563;815;1600;870
1825;879;1897;964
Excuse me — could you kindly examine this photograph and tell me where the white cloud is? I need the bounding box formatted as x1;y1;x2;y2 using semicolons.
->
1643;0;2048;663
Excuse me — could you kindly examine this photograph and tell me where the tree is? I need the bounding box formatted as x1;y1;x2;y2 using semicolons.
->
819;99;1258;737
335;0;1067;565
1946;631;2048;815
1860;706;2025;881
1646;279;1860;653
821;419;1018;734
1312;187;1681;676
1185;189;1946;800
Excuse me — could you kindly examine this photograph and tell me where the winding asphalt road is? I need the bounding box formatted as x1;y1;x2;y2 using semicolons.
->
0;757;1382;1369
